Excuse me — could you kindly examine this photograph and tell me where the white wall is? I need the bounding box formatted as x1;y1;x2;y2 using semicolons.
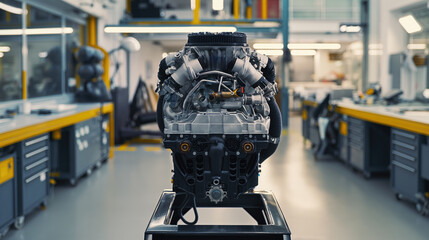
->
129;41;165;101
96;1;128;94
94;3;168;101
314;50;345;82
369;0;423;92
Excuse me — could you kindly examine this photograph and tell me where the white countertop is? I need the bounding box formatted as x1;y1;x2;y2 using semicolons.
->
0;103;106;135
334;99;429;125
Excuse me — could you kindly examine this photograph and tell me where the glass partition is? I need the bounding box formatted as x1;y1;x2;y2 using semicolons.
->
291;0;360;21
27;6;62;98
0;1;85;102
0;0;22;101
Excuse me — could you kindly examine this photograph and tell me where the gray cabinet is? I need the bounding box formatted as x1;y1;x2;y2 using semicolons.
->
337;116;348;163
0;153;17;237
51;117;104;185
348;117;365;170
302;104;320;146
390;128;422;202
421;136;429;181
302;104;315;142
348;117;390;178
16;134;50;228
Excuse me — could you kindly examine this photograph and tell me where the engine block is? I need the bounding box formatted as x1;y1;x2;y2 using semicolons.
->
157;32;281;204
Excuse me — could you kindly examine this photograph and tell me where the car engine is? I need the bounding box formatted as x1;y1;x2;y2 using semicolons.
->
156;32;282;206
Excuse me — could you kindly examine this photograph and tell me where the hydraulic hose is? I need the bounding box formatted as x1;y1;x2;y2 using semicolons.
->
260;97;282;162
158;58;169;84
262;58;276;83
156;95;165;133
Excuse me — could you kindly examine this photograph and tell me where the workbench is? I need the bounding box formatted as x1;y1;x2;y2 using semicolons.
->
302;99;429;211
0;103;114;152
0;102;114;231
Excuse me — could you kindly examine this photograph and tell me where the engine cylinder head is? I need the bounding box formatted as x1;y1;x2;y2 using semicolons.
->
186;32;248;47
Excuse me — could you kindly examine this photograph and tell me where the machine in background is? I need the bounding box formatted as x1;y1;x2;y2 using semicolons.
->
75;46;111;103
109;37;162;144
310;94;342;160
112;77;161;144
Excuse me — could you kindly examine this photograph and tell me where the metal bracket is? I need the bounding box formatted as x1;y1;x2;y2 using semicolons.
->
144;190;291;240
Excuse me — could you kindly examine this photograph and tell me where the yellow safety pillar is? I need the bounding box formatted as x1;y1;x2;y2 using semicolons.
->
192;0;201;24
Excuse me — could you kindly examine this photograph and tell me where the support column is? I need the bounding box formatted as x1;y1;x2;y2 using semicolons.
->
281;0;290;128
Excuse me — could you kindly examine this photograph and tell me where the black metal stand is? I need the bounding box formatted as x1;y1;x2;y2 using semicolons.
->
144;190;291;240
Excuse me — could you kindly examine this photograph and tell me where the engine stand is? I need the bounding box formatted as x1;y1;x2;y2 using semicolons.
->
144;190;291;240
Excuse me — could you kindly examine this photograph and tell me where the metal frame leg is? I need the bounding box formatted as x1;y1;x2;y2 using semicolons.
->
144;190;291;240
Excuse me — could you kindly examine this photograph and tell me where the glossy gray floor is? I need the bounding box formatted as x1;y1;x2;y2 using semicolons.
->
5;117;429;240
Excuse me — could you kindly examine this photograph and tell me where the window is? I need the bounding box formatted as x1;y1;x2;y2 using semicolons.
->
27;6;62;98
0;1;87;103
0;0;22;102
291;0;360;21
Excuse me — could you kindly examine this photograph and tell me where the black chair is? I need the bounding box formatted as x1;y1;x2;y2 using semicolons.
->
311;94;340;159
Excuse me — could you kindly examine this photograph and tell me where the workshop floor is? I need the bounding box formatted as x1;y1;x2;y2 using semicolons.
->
5;116;429;240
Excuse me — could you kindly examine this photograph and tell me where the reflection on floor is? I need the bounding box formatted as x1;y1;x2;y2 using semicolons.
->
5;117;429;240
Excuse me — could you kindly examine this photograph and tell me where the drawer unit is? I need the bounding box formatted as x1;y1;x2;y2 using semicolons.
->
22;135;49;155
392;150;417;168
347;117;390;178
391;160;420;201
420;136;429;181
390;128;422;202
391;140;418;158
0;153;17;238
392;129;419;146
348;118;366;172
22;168;48;209
16;134;50;227
51;117;103;185
348;118;364;128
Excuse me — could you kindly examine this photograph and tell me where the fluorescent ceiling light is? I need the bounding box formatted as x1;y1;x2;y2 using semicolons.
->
190;0;196;10
104;26;237;34
256;49;283;56
407;43;426;50
0;2;25;15
339;25;361;33
0;46;10;52
399;15;422;34
0;52;3;58
291;50;316;56
253;43;283;49
0;27;73;35
253;21;280;27
212;0;224;11
288;43;341;50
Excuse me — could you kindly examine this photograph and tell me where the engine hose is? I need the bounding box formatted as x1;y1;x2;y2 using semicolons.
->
260;97;281;162
158;58;169;84
156;95;165;133
261;58;276;83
